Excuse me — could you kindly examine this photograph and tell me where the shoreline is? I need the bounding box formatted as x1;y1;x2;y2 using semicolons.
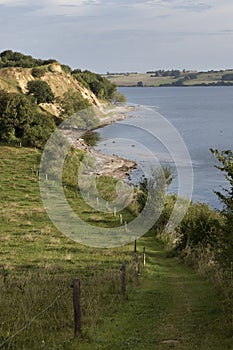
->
63;104;137;180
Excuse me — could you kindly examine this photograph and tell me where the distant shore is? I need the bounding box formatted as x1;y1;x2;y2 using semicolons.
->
104;69;233;88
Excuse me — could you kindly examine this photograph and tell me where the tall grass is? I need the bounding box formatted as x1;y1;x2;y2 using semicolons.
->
0;145;136;349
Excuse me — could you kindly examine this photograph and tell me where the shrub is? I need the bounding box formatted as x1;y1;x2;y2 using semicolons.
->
27;80;55;104
31;67;46;78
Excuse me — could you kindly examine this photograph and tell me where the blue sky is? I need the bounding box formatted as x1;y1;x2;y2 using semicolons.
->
0;0;232;72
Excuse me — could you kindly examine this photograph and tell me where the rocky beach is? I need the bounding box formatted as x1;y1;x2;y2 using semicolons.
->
62;104;137;180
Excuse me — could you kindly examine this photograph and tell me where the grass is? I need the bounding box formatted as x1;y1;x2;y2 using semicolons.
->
77;238;233;350
0;145;232;349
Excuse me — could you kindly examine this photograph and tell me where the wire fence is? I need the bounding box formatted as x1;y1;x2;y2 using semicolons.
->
0;244;146;349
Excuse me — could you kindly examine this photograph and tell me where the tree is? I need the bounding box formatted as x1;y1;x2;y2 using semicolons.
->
61;89;91;118
27;80;55;104
0;91;35;141
210;149;233;212
0;90;55;147
210;149;233;267
23;112;55;148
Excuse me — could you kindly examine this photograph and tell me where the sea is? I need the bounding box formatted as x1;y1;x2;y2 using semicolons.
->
94;87;233;209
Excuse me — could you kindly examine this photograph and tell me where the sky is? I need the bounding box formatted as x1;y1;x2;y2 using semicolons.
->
0;0;233;73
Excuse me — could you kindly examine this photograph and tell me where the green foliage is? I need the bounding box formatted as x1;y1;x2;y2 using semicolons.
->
31;67;46;78
83;131;101;146
23;112;56;148
72;70;117;101
210;149;233;212
0;50;56;68
0;90;55;147
175;202;223;251
61;89;91;118
112;91;127;103
136;166;175;215
210;149;233;268
61;64;72;74
0;90;35;141
27;80;55;104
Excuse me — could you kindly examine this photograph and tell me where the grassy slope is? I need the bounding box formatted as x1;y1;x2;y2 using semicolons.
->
0;146;232;349
105;70;233;87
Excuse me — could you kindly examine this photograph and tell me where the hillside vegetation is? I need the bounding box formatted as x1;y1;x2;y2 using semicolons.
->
0;50;123;148
0;146;232;350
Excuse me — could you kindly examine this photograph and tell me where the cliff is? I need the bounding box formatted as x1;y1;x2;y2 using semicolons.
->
0;62;101;117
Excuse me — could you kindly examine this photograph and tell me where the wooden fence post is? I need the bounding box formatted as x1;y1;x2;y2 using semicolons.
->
143;247;146;267
121;261;126;298
134;240;137;254
135;253;140;285
120;214;123;225
72;278;81;337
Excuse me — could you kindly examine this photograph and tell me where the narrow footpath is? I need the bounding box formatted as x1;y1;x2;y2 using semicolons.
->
81;237;232;350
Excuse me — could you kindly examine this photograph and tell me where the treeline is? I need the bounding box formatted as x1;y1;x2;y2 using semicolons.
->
72;69;117;101
147;69;181;78
0;50;57;68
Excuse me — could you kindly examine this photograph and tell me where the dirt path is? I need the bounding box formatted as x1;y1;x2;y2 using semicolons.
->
81;237;232;350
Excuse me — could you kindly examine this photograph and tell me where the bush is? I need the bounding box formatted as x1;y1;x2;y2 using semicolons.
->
31;67;46;78
27;80;55;104
0;90;55;148
175;202;223;251
61;89;91;118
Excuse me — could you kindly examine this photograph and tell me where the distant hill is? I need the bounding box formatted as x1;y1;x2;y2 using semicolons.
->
104;69;233;87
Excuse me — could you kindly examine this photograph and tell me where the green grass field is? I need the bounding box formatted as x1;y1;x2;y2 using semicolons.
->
0;145;232;349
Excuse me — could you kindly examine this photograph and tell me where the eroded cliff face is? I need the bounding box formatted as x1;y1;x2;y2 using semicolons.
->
0;62;101;117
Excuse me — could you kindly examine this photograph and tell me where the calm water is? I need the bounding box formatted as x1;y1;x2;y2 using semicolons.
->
95;87;233;209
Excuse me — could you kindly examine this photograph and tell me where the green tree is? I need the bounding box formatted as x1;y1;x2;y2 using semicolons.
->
210;149;233;267
27;80;55;104
61;89;90;118
23;112;55;148
0;90;55;147
0;91;35;141
210;149;233;212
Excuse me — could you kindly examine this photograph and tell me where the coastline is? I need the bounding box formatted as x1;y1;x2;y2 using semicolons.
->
63;104;137;180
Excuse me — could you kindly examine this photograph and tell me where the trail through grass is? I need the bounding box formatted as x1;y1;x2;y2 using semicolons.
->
80;238;232;350
0;146;232;349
